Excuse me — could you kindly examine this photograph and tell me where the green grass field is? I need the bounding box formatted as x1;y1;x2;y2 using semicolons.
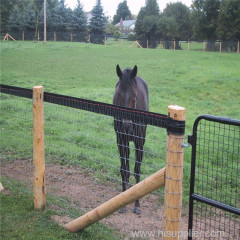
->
1;41;239;238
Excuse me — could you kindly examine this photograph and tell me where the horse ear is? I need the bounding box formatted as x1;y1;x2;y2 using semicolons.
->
116;65;122;78
132;65;137;78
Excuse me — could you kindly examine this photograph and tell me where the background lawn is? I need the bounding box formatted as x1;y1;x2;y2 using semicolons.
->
1;41;239;238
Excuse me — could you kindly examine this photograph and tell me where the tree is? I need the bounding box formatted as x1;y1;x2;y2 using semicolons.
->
7;6;22;32
135;0;160;48
191;0;221;40
105;23;119;35
135;7;146;39
22;4;37;31
1;0;21;32
52;0;68;31
217;0;240;40
162;2;192;40
145;0;159;16
157;17;179;40
72;0;87;33
157;16;180;49
113;30;121;40
112;0;132;25
89;0;106;43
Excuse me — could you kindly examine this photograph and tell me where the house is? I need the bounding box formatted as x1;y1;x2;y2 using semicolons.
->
85;12;93;25
115;18;136;34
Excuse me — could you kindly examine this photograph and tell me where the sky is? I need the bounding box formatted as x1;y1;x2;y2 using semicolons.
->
65;0;193;19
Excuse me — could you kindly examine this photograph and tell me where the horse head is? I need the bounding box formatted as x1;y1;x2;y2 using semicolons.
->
115;65;138;136
116;64;137;109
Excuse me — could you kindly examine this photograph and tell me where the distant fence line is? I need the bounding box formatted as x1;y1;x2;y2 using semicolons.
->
1;31;239;53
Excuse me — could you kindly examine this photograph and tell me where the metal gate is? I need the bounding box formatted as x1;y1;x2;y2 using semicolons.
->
188;115;240;239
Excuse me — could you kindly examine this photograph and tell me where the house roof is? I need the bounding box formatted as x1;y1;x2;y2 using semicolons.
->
115;20;136;28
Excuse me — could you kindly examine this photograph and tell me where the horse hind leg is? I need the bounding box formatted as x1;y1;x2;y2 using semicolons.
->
118;157;127;213
118;139;130;213
133;144;144;215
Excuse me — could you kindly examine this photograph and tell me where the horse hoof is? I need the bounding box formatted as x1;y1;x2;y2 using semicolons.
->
133;207;141;215
118;207;127;214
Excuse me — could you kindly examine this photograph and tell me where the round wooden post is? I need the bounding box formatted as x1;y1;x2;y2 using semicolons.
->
164;105;185;239
147;40;149;48
237;40;239;54
65;167;166;232
174;39;176;50
203;40;205;52
88;34;90;43
33;86;46;210
54;32;56;42
188;39;190;52
22;31;24;41
220;41;222;53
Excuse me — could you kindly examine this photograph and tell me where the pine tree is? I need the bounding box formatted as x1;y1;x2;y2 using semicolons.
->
135;0;160;48
52;0;68;31
72;0;87;33
112;0;132;25
22;4;37;32
7;5;22;32
89;0;106;43
145;0;159;16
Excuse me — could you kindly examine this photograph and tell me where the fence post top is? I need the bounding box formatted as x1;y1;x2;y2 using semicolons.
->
33;86;44;90
168;105;186;121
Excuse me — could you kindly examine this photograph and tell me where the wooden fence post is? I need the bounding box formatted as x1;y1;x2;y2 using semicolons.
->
164;105;186;239
88;34;90;43
237;40;239;54
71;33;73;42
174;39;176;50
54;32;56;42
220;41;222;53
147;40;149;48
203;40;205;52
38;31;39;42
33;86;46;210
188;39;190;52
22;31;24;41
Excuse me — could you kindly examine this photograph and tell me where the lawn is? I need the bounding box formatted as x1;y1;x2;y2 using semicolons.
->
1;41;239;238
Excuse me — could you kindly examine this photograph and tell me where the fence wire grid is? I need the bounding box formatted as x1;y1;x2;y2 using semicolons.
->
189;117;240;239
0;88;171;236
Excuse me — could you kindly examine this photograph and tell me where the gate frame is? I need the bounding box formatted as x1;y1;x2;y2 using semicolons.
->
188;115;240;240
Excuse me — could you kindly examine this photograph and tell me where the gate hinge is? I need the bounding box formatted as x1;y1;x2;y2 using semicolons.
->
181;134;193;148
188;134;193;145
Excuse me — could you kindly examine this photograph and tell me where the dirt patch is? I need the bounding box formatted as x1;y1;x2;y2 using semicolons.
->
1;160;189;239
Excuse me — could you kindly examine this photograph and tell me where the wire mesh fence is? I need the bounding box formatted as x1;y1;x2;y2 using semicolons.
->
0;86;174;236
188;116;240;239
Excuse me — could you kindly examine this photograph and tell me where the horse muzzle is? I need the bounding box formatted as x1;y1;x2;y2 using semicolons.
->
122;119;133;135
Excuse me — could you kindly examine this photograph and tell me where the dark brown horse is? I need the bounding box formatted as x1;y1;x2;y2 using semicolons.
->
113;65;149;214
